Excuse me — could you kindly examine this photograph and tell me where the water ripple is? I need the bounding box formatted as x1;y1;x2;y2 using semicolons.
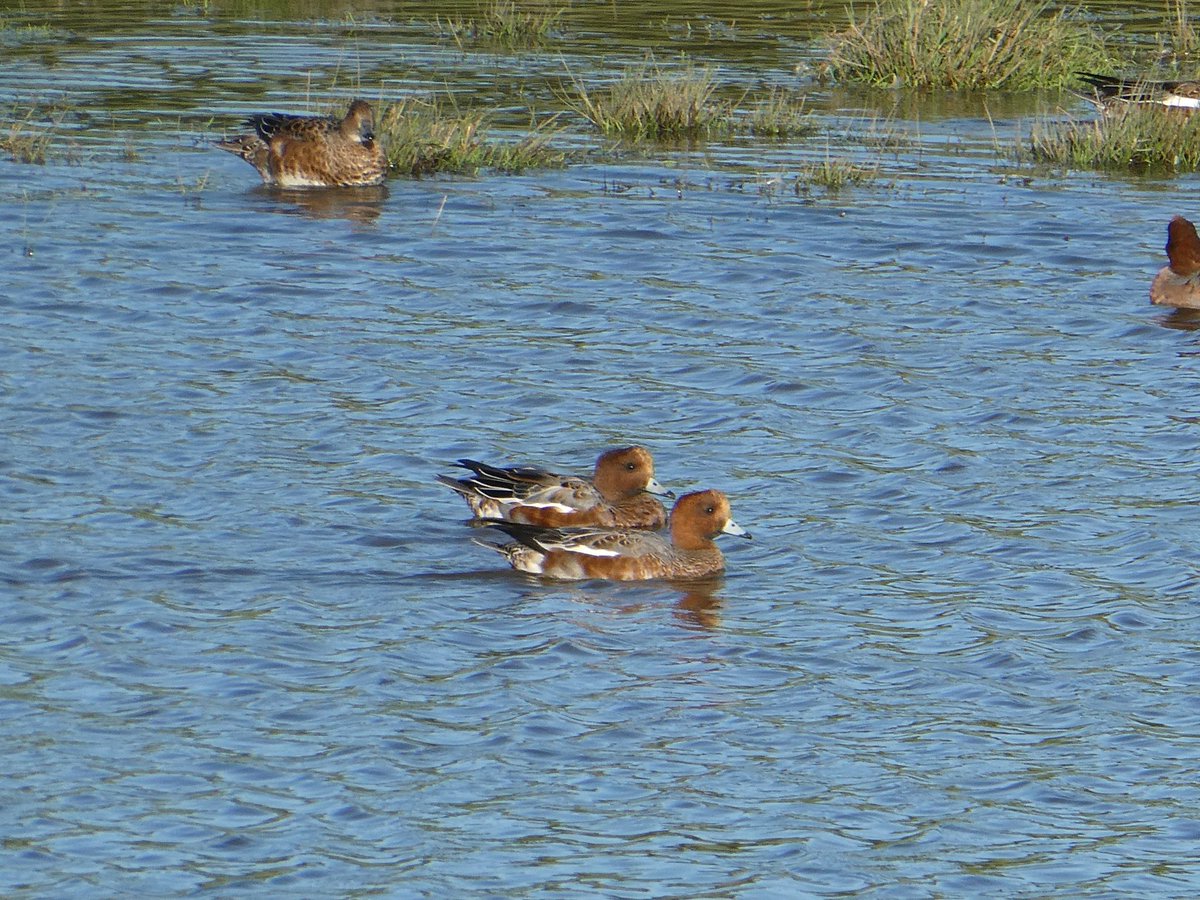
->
5;2;1200;895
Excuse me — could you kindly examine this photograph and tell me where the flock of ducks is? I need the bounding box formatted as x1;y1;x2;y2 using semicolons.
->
212;104;752;582
214;83;1200;310
438;448;750;581
211;76;1200;579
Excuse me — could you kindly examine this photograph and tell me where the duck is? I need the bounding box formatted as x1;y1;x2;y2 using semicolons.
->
214;99;387;187
438;446;672;529
1077;72;1200;111
1151;215;1200;309
478;488;750;581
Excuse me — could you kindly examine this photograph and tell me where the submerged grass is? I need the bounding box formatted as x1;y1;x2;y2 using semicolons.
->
1026;105;1200;174
753;156;880;199
821;0;1117;90
0;14;58;46
436;0;565;49
795;157;879;192
377;96;565;176
1;102;66;164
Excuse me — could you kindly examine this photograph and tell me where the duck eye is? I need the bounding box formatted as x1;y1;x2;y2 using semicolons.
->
626;463;636;471
705;505;715;515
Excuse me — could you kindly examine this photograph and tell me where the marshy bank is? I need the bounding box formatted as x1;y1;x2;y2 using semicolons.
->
9;0;1200;183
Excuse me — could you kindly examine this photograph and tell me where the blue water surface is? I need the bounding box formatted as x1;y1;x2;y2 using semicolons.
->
4;2;1200;896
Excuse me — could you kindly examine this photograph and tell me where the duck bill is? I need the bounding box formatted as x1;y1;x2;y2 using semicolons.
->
645;477;675;499
722;519;751;539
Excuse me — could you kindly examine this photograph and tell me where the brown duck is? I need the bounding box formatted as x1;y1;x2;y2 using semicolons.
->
215;99;387;187
1151;215;1200;309
438;446;673;529
478;489;751;581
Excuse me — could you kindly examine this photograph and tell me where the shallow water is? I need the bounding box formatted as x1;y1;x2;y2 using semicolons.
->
5;1;1200;896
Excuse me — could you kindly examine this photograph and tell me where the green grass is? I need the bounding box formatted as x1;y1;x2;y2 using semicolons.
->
377;96;565;176
436;0;565;49
745;88;817;139
750;156;880;199
565;63;814;142
1025;104;1200;174
1168;0;1199;61
794;157;880;193
565;62;732;140
821;0;1118;90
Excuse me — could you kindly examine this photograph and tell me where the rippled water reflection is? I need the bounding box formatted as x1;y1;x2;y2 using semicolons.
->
5;1;1200;895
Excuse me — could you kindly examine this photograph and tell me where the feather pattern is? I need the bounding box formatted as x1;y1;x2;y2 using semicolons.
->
1077;72;1200;111
215;99;387;187
437;446;672;529
477;489;751;581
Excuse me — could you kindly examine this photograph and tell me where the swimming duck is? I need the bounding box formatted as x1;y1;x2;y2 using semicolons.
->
438;446;672;529
215;99;387;187
479;488;750;581
1151;215;1200;309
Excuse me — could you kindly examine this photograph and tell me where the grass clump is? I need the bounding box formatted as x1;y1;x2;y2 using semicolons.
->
377;96;565;176
566;62;734;140
0;14;58;47
436;0;564;49
1025;105;1200;174
821;0;1117;90
795;158;879;192
745;88;816;139
1;103;65;164
566;63;817;143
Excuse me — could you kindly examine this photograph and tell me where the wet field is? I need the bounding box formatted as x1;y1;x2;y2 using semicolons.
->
5;1;1200;895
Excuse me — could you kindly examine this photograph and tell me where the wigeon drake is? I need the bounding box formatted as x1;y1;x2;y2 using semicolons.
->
1150;216;1200;309
215;99;387;187
1077;72;1200;111
437;446;673;529
479;489;751;581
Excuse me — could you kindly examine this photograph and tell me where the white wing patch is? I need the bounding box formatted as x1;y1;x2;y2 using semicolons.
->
515;557;547;574
556;543;621;557
274;173;332;188
1163;94;1200;109
515;501;578;513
